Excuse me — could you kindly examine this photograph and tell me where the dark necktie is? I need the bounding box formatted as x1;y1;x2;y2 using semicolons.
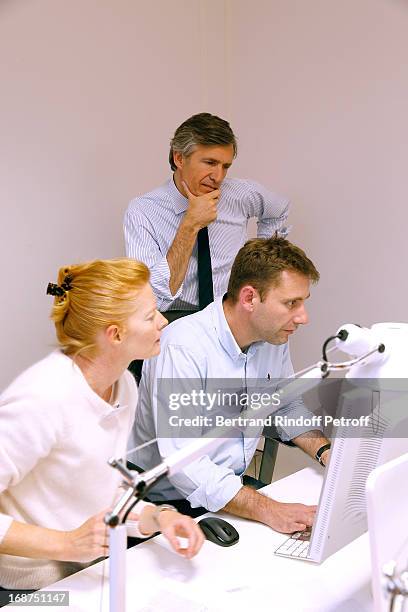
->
197;226;214;309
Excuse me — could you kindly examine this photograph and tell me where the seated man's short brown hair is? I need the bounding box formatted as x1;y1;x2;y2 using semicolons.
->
227;236;320;303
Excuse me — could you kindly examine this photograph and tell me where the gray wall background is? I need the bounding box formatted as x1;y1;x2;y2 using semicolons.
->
1;0;407;391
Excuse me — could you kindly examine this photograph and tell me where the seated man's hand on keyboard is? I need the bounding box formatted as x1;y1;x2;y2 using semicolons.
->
264;500;317;534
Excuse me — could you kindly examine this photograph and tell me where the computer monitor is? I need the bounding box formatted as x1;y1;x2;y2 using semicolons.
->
366;451;408;612
276;381;408;563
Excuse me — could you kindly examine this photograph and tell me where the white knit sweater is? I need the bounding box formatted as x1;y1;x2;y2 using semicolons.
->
0;351;149;589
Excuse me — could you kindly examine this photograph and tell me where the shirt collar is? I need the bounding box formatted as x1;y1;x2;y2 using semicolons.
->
210;297;265;361
210;294;265;360
61;351;129;422
167;176;189;215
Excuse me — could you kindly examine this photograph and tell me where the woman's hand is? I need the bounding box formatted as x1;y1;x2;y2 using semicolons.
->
61;509;110;563
0;509;134;563
0;507;202;564
62;506;204;563
157;511;205;559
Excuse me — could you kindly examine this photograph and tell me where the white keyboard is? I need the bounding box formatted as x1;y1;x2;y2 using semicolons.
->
274;529;312;559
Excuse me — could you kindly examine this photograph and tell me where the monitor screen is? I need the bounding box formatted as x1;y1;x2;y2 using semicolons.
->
308;381;408;563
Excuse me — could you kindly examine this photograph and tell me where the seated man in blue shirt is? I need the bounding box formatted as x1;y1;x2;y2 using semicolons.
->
129;237;331;534
123;113;290;316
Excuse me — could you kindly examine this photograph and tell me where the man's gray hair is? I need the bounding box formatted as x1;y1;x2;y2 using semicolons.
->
169;112;237;171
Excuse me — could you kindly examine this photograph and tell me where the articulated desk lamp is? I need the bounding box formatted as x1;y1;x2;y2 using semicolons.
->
105;322;403;612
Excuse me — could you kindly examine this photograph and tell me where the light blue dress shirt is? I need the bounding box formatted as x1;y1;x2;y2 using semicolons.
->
129;298;318;512
124;178;289;311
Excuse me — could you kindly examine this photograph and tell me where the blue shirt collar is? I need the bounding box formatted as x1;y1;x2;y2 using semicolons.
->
210;297;265;361
167;177;189;215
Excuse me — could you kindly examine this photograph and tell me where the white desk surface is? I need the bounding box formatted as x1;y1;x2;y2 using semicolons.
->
11;467;373;612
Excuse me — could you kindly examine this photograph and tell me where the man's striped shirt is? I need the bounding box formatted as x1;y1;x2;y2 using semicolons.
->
124;177;290;311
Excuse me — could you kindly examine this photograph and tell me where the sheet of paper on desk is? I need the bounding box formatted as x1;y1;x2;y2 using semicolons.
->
132;576;212;612
133;575;253;612
136;587;209;612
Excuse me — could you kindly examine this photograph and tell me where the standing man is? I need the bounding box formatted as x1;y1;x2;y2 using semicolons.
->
124;113;289;319
129;237;331;534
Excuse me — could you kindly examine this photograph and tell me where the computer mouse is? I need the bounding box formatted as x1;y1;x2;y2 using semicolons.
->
198;517;239;547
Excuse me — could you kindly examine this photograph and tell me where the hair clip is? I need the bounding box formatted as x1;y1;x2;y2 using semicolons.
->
61;274;73;292
46;282;66;297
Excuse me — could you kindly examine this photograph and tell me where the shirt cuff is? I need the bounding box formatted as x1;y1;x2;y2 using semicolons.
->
186;474;243;512
257;221;291;239
256;197;291;238
150;257;184;311
274;401;324;441
0;513;13;545
126;500;156;539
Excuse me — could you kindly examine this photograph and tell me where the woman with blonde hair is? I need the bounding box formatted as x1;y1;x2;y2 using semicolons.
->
0;258;204;592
